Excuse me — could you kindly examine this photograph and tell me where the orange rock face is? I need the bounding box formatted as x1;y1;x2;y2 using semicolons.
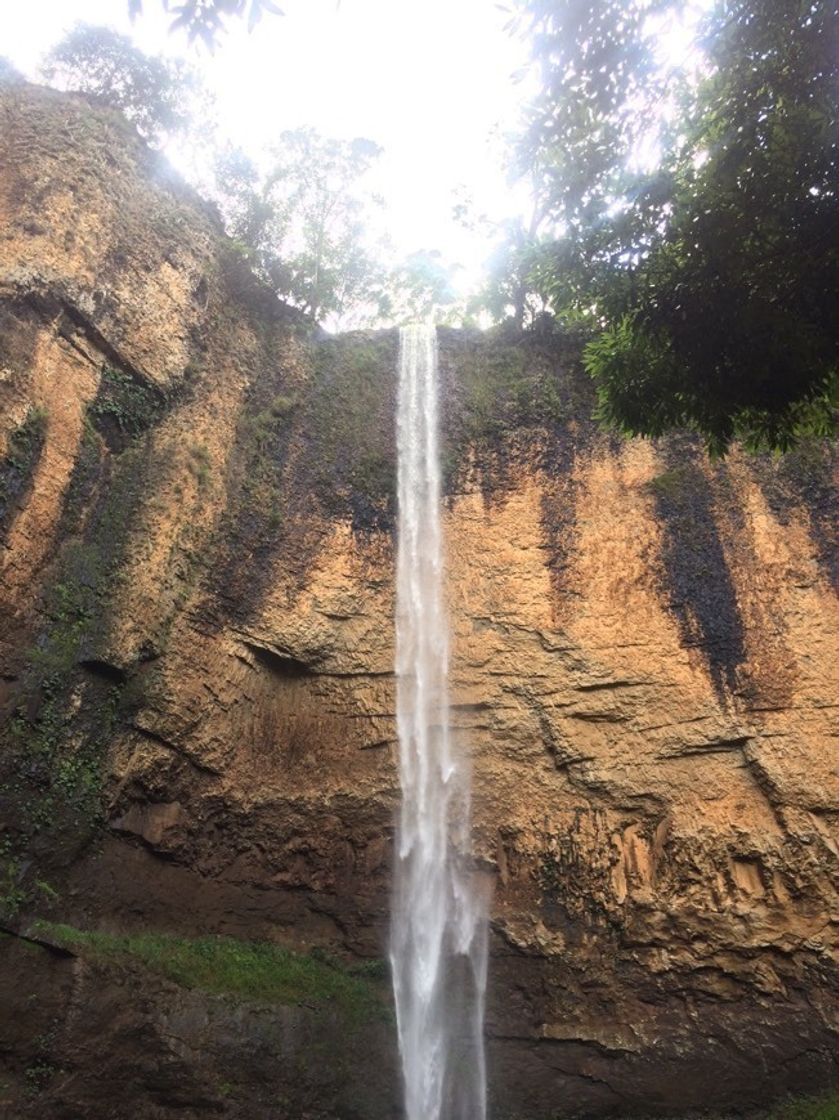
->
1;85;838;1118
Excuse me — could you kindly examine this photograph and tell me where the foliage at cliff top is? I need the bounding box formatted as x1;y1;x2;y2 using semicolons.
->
42;24;207;147
0;55;23;84
505;0;839;454
216;131;390;325
128;0;283;47
26;1;839;451
35;24;461;328
216;136;463;327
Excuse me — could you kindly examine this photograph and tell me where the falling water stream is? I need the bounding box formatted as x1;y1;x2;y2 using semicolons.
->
390;323;488;1120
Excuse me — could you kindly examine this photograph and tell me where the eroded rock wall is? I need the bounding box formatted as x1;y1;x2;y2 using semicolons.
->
1;84;838;1119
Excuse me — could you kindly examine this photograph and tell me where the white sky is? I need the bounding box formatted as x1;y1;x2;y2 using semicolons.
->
0;0;536;298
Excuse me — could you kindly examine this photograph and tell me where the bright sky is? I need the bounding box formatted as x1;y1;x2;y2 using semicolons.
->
0;0;535;300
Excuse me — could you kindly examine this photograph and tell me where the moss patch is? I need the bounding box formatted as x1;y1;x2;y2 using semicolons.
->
204;368;301;622
305;330;398;529
34;922;388;1023
0;675;121;922
32;437;152;678
206;329;397;627
6;682;119;826
0;838;26;918
438;327;595;493
645;465;696;500
87;365;165;452
0;418;173;916
450;335;564;439
57;419;103;537
770;1093;839;1120
0;422;148;920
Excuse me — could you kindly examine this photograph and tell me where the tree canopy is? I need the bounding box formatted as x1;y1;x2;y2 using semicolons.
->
507;0;839;453
0;56;23;84
42;25;205;147
215;130;389;324
33;25;465;329
379;249;460;324
128;1;283;47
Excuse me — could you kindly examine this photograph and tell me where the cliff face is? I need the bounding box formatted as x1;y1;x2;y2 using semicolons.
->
1;84;838;1120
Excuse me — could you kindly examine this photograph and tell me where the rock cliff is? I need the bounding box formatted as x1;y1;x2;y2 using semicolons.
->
1;84;838;1119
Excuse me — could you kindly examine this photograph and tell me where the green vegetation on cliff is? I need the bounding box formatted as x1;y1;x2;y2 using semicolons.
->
500;0;839;453
439;327;596;491
0;360;191;921
307;331;398;522
88;365;165;445
34;922;388;1022
774;1096;839;1120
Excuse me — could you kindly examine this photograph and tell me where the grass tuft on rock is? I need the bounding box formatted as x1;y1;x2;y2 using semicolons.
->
33;922;386;1021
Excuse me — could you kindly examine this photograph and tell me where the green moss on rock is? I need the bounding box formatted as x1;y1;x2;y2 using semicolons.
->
438;327;595;492
87;365;164;451
305;330;398;528
771;1093;839;1120
34;922;388;1023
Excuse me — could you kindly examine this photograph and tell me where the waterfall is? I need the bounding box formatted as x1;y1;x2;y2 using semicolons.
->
390;323;488;1120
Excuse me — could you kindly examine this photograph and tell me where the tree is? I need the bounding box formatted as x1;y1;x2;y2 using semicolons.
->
476;206;556;330
128;1;283;48
453;188;552;329
215;129;389;325
509;0;839;453
509;0;669;265
42;25;206;147
381;249;461;324
0;56;24;85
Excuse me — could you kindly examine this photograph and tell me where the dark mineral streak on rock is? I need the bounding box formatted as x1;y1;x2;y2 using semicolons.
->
650;434;747;700
752;439;839;596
